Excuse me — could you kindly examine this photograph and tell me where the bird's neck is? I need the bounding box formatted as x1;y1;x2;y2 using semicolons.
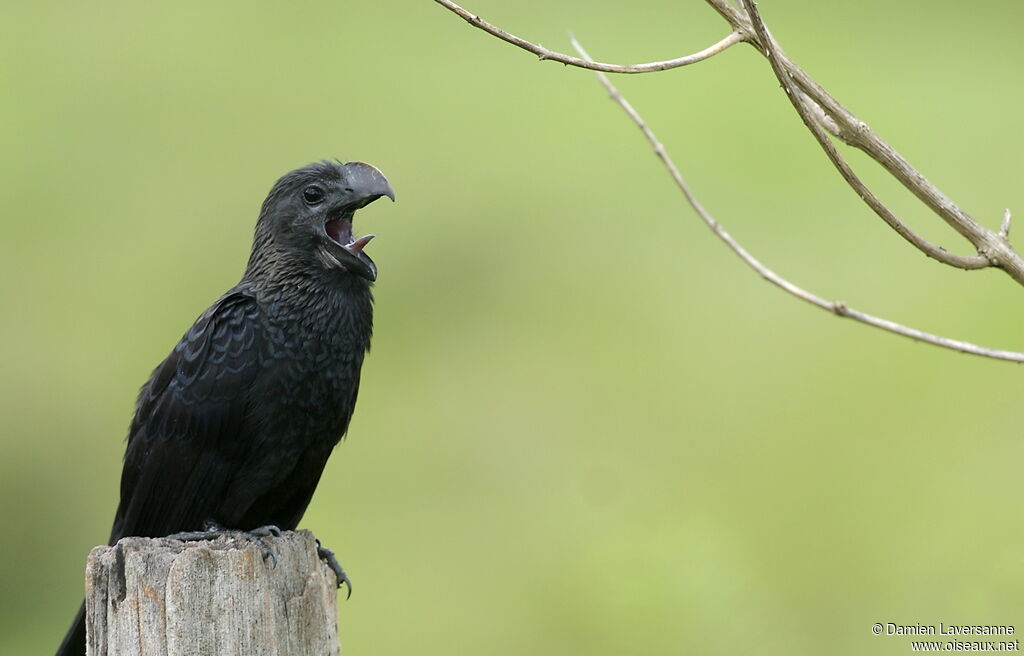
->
241;230;373;327
250;257;371;314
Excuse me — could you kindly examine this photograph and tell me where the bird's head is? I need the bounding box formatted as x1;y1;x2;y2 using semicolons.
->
251;160;395;282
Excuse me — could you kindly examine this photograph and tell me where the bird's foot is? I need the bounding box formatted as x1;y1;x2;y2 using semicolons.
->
316;541;352;598
166;522;282;566
248;524;283;538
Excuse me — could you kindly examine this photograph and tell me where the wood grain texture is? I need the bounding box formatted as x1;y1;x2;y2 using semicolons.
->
85;530;339;656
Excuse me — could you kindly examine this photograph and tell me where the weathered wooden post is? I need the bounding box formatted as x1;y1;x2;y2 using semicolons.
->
84;530;340;656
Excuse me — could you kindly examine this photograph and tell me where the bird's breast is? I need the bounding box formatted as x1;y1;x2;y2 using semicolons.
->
255;286;372;440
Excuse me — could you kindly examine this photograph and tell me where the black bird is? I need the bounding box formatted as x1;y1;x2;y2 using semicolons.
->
56;160;394;656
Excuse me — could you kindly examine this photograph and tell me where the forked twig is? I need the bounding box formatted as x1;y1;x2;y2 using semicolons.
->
434;0;1022;282
432;0;743;73
716;0;1024;283
569;37;1024;363
433;0;1024;362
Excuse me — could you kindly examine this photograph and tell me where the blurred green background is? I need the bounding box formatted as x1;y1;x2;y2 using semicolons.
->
2;1;1023;654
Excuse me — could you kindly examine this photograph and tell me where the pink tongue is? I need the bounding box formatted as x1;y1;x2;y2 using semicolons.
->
326;219;350;244
344;234;376;255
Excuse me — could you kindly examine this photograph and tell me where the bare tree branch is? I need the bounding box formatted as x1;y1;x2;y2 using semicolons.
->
570;36;1024;364
720;0;1024;284
432;1;1024;362
734;0;990;271
432;0;743;73
432;0;1024;282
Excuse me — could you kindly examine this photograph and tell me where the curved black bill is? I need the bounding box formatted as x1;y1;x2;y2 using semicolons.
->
325;162;394;282
341;162;395;207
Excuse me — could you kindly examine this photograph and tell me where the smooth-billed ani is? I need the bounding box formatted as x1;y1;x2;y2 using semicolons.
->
56;160;394;656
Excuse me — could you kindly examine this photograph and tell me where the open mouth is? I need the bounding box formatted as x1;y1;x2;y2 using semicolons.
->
319;161;394;281
324;216;378;281
326;217;375;257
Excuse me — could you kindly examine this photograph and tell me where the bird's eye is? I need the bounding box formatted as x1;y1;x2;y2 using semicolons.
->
302;186;325;205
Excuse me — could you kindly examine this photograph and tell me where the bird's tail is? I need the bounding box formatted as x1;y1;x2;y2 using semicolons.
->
55;601;86;656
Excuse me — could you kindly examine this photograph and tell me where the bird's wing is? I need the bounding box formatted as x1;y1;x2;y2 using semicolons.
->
109;291;264;541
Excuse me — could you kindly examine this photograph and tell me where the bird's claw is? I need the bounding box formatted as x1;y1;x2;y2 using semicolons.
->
248;533;277;567
164;519;227;541
316;542;352;598
247;525;282;564
166;522;279;566
249;524;283;538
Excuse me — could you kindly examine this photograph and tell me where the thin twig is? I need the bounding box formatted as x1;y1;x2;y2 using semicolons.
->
715;0;1024;284
435;0;1021;280
571;36;1024;363
704;0;752;32
433;0;743;73
735;0;990;271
